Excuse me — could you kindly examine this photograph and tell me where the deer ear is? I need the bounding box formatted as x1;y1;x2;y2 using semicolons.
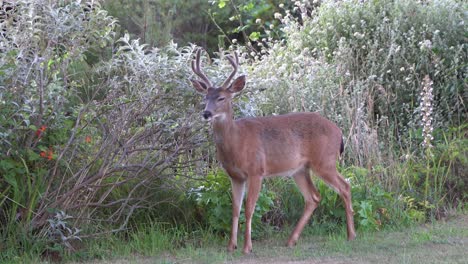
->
190;79;208;94
227;75;246;93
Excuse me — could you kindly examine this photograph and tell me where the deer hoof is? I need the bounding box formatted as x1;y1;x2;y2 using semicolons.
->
227;244;237;253
286;240;297;248
242;246;252;255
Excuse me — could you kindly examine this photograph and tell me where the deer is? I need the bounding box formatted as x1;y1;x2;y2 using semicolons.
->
189;49;356;254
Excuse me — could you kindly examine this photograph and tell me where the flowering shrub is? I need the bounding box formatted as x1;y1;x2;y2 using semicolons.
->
245;0;465;149
0;1;116;257
420;75;434;151
230;0;466;230
1;0;215;257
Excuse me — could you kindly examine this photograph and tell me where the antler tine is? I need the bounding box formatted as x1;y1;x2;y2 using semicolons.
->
221;52;239;89
192;48;212;87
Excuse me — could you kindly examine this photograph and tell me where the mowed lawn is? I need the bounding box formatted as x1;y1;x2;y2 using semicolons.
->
79;213;467;264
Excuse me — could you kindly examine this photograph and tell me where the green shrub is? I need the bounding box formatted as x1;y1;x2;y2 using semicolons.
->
189;170;275;237
240;0;466;221
247;0;466;160
0;0;115;257
310;166;395;232
1;1;211;259
103;0;216;50
306;0;465;130
265;178;304;226
263;166;405;234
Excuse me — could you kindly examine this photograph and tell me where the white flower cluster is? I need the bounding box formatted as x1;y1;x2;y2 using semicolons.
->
419;39;432;51
420;75;434;150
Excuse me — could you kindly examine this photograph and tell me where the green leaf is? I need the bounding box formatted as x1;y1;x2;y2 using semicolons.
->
4;172;18;191
249;31;261;41
218;0;226;8
28;149;41;162
47;59;54;70
242;2;254;11
0;159;15;171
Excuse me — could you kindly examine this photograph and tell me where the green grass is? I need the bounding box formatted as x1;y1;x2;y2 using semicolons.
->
4;211;466;264
224;213;468;264
63;212;467;264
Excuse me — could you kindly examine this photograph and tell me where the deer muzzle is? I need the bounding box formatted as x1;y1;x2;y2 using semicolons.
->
202;110;212;120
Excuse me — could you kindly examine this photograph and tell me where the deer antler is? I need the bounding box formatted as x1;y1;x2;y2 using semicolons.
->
191;49;213;87
221;52;239;89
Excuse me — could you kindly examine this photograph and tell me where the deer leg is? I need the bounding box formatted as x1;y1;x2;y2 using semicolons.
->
287;168;321;247
243;176;262;254
317;166;356;241
228;179;245;252
338;175;356;241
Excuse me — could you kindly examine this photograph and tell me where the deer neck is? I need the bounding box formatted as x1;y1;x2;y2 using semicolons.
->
212;108;237;148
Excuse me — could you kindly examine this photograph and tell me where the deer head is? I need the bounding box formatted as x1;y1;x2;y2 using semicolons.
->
189;49;245;121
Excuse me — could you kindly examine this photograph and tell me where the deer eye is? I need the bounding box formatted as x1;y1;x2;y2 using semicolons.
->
217;97;225;102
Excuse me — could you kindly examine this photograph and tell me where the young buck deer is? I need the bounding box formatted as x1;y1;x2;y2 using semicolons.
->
190;49;356;254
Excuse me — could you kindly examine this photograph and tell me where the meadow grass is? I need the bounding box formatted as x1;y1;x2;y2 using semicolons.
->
27;208;460;264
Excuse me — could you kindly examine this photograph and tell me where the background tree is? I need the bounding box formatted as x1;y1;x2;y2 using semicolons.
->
103;0;217;50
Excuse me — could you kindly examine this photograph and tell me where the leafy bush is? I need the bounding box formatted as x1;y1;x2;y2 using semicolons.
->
239;0;466;218
209;0;293;46
304;0;465;131
0;0;211;259
307;166;393;232
1;0;115;257
246;0;466;162
103;0;216;50
189;170;275;237
435;126;468;205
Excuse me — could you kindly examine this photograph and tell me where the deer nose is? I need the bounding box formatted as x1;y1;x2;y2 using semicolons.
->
202;111;212;120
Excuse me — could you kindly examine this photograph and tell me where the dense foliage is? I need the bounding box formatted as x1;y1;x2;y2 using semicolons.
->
246;0;467;230
102;0;292;53
0;0;209;259
103;0;215;49
0;0;466;262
